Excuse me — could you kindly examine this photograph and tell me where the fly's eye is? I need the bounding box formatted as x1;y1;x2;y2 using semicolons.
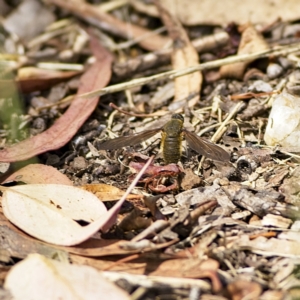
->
171;114;184;122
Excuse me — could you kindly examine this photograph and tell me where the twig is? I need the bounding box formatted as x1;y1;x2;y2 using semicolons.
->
116;26;167;50
80;43;300;99
109;103;166;117
266;78;287;107
198;122;222;137
229;90;280;101
101;271;211;291
97;0;129;12
47;0;170;51
210;102;244;143
36;62;84;71
113;31;229;77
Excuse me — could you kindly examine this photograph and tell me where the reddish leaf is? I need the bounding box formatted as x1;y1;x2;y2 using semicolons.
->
17;68;82;94
0;37;113;162
0;68;81;97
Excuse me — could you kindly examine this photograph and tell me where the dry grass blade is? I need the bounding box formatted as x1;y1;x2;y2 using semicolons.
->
79;43;300;99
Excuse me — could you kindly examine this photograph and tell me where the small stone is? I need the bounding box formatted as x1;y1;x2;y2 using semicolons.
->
267;63;283;79
73;156;87;170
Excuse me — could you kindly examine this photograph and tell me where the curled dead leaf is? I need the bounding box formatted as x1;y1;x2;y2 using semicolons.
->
220;24;269;79
81;183;143;201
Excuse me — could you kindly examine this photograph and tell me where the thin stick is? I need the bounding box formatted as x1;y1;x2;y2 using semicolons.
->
79;43;300;99
109;103;166;117
229;90;280;101
101;271;211;291
210;102;244;143
42;44;298;112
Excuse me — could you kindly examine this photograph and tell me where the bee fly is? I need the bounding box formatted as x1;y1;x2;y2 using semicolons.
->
98;114;230;164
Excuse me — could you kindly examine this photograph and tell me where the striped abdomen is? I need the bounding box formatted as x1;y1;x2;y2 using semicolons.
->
161;117;183;164
162;134;183;164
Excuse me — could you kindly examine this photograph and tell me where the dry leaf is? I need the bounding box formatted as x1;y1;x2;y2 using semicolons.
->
220;24;269;79
238;235;300;257
4;253;129;300
0;212;139;259
1;163;147;246
154;1;201;109
131;0;300;26
227;279;262;300
0;36;113;162
2;184;108;246
81;183;142;201
17;67;81;94
1;164;73;185
0;212;69;261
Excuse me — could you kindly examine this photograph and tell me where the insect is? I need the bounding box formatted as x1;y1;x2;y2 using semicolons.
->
98;114;230;164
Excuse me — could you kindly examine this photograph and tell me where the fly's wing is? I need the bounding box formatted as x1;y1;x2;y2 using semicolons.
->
183;129;230;161
98;128;161;150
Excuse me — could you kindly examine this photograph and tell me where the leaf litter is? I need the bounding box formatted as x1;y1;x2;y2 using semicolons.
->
0;36;113;162
2;0;300;299
1;157;153;246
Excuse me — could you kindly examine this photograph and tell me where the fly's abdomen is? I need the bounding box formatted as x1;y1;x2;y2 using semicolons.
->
162;134;182;164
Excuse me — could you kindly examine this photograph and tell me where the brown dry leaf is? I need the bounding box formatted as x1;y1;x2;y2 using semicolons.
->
1;164;73;185
71;253;147;274
4;254;130;300
17;67;82;94
0;37;113;162
71;253;220;291
148;257;221;292
131;0;300;26
149;257;218;276
118;207;152;232
220;24;270;79
227;279;262;300
81;183;143;201
154;1;201;109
